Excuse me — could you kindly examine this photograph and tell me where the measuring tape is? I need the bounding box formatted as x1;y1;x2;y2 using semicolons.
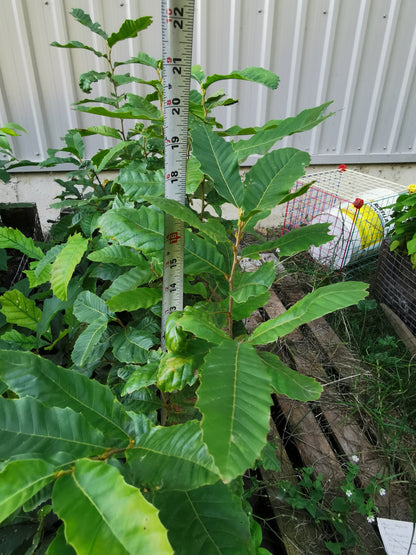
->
161;0;195;344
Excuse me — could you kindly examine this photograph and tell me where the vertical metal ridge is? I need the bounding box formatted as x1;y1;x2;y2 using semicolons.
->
50;0;80;132
336;0;370;155
225;0;240;129
255;0;275;127
284;0;307;146
361;0;400;154
309;0;339;155
87;0;111;148
387;23;416;154
11;0;48;159
193;0;206;68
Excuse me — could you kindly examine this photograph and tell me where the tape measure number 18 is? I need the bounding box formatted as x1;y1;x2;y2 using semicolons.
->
161;0;195;345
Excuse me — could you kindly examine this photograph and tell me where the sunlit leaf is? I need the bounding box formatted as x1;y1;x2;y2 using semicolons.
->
0;227;43;259
249;281;369;346
0;289;42;331
50;233;89;301
197;340;271;482
53;459;172;554
0;459;56;522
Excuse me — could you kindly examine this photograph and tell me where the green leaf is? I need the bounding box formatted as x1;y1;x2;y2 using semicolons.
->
115;51;159;69
233;102;333;162
0;350;130;441
240;223;332;259
177;306;229;344
127;421;219;491
0;329;41;351
191;64;206;84
0;289;42;331
259;351;323;401
117;163;164;199
107;16;153;48
51;40;105;58
0;122;26;135
191;124;244;208
92;141;133;172
47;526;76;555
70;8;108;39
231;291;271;321
71;320;108;367
157;352;198;392
258;442;281;472
106;288;162;312
76;101;160;121
99;206;164;258
154;481;253;555
248;281;369;346
197;340;272;482
112;326;156;364
88;245;148;267
51;233;89;301
121;362;159;395
102;266;159;301
203;66;279;90
0;459;56;522
186;156;204;194
184;230;227;276
73;291;114;323
231;262;275;303
0;227;43;259
143;196;228;243
78;125;121;139
242;148;311;216
52;459;172;554
79;70;108;93
0;397;108;460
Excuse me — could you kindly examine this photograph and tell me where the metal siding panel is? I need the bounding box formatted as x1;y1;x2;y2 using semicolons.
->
0;0;415;167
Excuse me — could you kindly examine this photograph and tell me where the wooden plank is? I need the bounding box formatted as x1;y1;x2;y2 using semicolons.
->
268;287;412;520
259;420;327;555
263;290;386;551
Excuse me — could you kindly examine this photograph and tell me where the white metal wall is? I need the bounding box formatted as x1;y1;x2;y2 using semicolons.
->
0;0;415;167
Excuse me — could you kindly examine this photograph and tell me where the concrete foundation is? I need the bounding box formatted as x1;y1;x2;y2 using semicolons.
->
1;163;414;232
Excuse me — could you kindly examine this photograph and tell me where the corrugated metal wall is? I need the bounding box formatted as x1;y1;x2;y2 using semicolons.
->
0;0;415;167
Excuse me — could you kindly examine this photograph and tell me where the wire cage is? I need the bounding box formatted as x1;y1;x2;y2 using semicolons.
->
282;167;407;270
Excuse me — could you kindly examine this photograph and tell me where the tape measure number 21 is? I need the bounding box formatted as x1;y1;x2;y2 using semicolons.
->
161;0;195;345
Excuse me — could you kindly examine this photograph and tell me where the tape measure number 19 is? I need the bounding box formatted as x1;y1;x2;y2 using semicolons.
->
161;0;195;345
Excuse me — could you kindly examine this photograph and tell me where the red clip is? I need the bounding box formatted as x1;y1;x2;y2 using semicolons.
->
338;164;347;172
353;198;364;209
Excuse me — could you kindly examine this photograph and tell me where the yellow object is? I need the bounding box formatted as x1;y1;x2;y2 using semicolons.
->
407;184;416;194
340;204;384;249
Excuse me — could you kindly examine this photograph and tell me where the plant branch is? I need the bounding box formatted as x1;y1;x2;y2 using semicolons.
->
226;211;244;336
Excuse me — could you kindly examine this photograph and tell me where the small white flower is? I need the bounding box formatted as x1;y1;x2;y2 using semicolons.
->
345;490;352;497
379;488;386;496
367;515;375;523
352;455;359;463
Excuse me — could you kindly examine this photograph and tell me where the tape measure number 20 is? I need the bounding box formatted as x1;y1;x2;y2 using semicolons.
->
161;0;195;344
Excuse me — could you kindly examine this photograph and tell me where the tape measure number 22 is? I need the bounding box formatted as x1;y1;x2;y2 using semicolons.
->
161;0;195;345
